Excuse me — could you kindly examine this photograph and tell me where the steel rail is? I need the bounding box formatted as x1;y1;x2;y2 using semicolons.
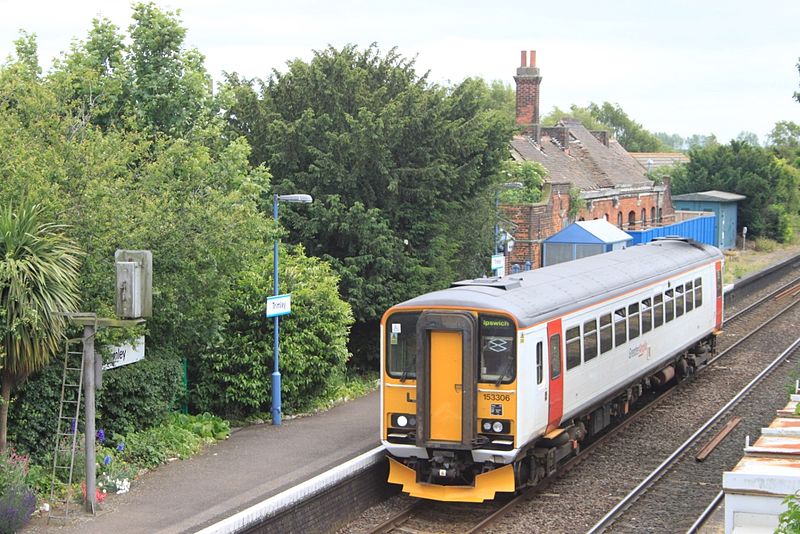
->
724;276;800;323
685;490;724;534
586;335;800;534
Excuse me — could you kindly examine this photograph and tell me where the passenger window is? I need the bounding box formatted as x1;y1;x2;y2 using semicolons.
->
566;326;581;370
628;303;640;339
694;277;703;307
641;298;652;334
685;281;694;312
536;342;543;385
676;285;685;317
614;308;627;346
549;334;561;379
599;313;613;354
583;319;598;362
653;294;664;328
665;289;675;322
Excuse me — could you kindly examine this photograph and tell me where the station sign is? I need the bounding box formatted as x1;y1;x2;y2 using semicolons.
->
266;294;292;318
491;254;505;277
104;336;146;370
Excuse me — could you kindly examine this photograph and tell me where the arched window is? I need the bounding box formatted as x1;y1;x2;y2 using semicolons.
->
641;208;647;227
617;212;623;228
651;207;656;224
604;213;609;221
628;211;636;229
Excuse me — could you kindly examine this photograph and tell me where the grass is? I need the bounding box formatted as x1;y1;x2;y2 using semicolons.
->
722;235;800;285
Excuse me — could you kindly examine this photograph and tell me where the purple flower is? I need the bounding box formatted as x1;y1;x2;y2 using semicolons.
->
70;419;77;434
96;429;106;443
116;442;125;452
103;455;112;466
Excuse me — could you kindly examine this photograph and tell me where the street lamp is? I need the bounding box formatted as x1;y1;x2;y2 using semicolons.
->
272;193;312;425
494;182;524;275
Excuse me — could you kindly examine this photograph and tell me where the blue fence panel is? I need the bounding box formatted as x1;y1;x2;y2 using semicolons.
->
627;215;716;247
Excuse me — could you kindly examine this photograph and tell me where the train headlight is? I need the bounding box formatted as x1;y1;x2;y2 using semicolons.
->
482;421;492;432
391;413;417;428
480;419;511;434
492;421;504;433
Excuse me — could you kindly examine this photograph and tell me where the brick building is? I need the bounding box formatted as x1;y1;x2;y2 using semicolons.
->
503;50;674;271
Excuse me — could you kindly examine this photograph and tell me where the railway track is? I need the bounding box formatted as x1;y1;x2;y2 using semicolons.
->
340;256;800;534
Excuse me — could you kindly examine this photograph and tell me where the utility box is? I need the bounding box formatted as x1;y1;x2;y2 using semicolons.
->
115;250;152;318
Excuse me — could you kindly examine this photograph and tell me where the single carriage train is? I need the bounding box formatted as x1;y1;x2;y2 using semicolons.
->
380;238;724;502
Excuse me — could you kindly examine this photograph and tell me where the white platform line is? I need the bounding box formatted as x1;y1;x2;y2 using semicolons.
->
196;445;386;534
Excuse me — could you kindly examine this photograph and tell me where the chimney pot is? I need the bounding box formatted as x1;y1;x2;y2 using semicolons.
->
530;50;536;68
520;50;527;67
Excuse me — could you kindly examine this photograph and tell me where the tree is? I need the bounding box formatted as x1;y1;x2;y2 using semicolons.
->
655;132;685;151
0;203;82;451
541;104;607;131
224;45;512;361
587;102;670;152
794;57;799;104
672;141;799;242
736;131;760;146
766;121;800;163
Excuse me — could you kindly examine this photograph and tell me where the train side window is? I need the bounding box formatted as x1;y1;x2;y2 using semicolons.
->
599;313;613;354
614;308;627;346
583;319;598;362
549;334;561;379
641;298;652;334
653;294;664;328
675;285;685;317
628;303;640;339
566;326;581;370
685;280;695;312
536;341;543;385
694;277;703;307
665;289;675;322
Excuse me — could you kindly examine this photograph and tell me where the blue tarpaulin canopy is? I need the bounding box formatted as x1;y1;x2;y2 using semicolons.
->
543;220;632;267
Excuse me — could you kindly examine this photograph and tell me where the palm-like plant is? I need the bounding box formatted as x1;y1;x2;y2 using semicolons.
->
0;202;82;451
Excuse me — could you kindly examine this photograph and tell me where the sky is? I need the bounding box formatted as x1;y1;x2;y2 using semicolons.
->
1;0;798;145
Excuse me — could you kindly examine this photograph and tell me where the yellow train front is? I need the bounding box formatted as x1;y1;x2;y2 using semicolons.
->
380;239;724;502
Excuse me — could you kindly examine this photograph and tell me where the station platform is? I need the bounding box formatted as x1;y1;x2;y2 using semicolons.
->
24;391;380;534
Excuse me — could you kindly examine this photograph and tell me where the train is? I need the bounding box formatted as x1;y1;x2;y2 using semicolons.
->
380;237;724;502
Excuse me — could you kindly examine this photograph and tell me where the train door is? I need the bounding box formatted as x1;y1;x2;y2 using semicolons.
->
546;319;564;432
532;335;549;432
416;311;477;448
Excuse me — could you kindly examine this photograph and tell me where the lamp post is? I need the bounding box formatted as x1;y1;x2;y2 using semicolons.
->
272;193;312;425
494;182;524;274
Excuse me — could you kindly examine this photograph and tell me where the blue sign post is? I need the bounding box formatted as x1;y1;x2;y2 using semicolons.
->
270;193;312;426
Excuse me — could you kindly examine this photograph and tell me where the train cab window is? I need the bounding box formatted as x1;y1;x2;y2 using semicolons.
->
583;319;598;362
614;308;627;346
653;294;664;328
599;313;613;354
566;326;581;370
641;298;652;334
385;312;419;379
628;303;640;340
479;315;516;384
695;278;703;307
685;281;695;312
675;285;685;317
665;290;675;322
536;342;543;384
549;334;561;379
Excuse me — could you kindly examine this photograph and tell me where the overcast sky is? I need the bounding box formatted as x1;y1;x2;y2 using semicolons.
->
1;0;798;145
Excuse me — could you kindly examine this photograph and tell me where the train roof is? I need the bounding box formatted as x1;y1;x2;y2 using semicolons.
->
390;239;723;328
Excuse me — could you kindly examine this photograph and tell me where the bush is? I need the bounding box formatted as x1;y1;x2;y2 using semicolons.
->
192;247;353;418
754;237;778;252
0;485;36;533
7;361;63;464
0;450;36;533
97;348;184;434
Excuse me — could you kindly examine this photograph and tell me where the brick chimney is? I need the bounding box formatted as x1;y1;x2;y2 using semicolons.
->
514;50;542;137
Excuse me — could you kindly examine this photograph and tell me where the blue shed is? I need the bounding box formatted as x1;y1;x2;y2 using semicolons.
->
543;219;632;267
671;190;745;249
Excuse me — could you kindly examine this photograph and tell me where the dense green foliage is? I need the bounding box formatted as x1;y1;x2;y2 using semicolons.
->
0;450;35;533
224;46;513;361
498;160;546;204
193;248;353;417
1;3;354;456
672;140;800;242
